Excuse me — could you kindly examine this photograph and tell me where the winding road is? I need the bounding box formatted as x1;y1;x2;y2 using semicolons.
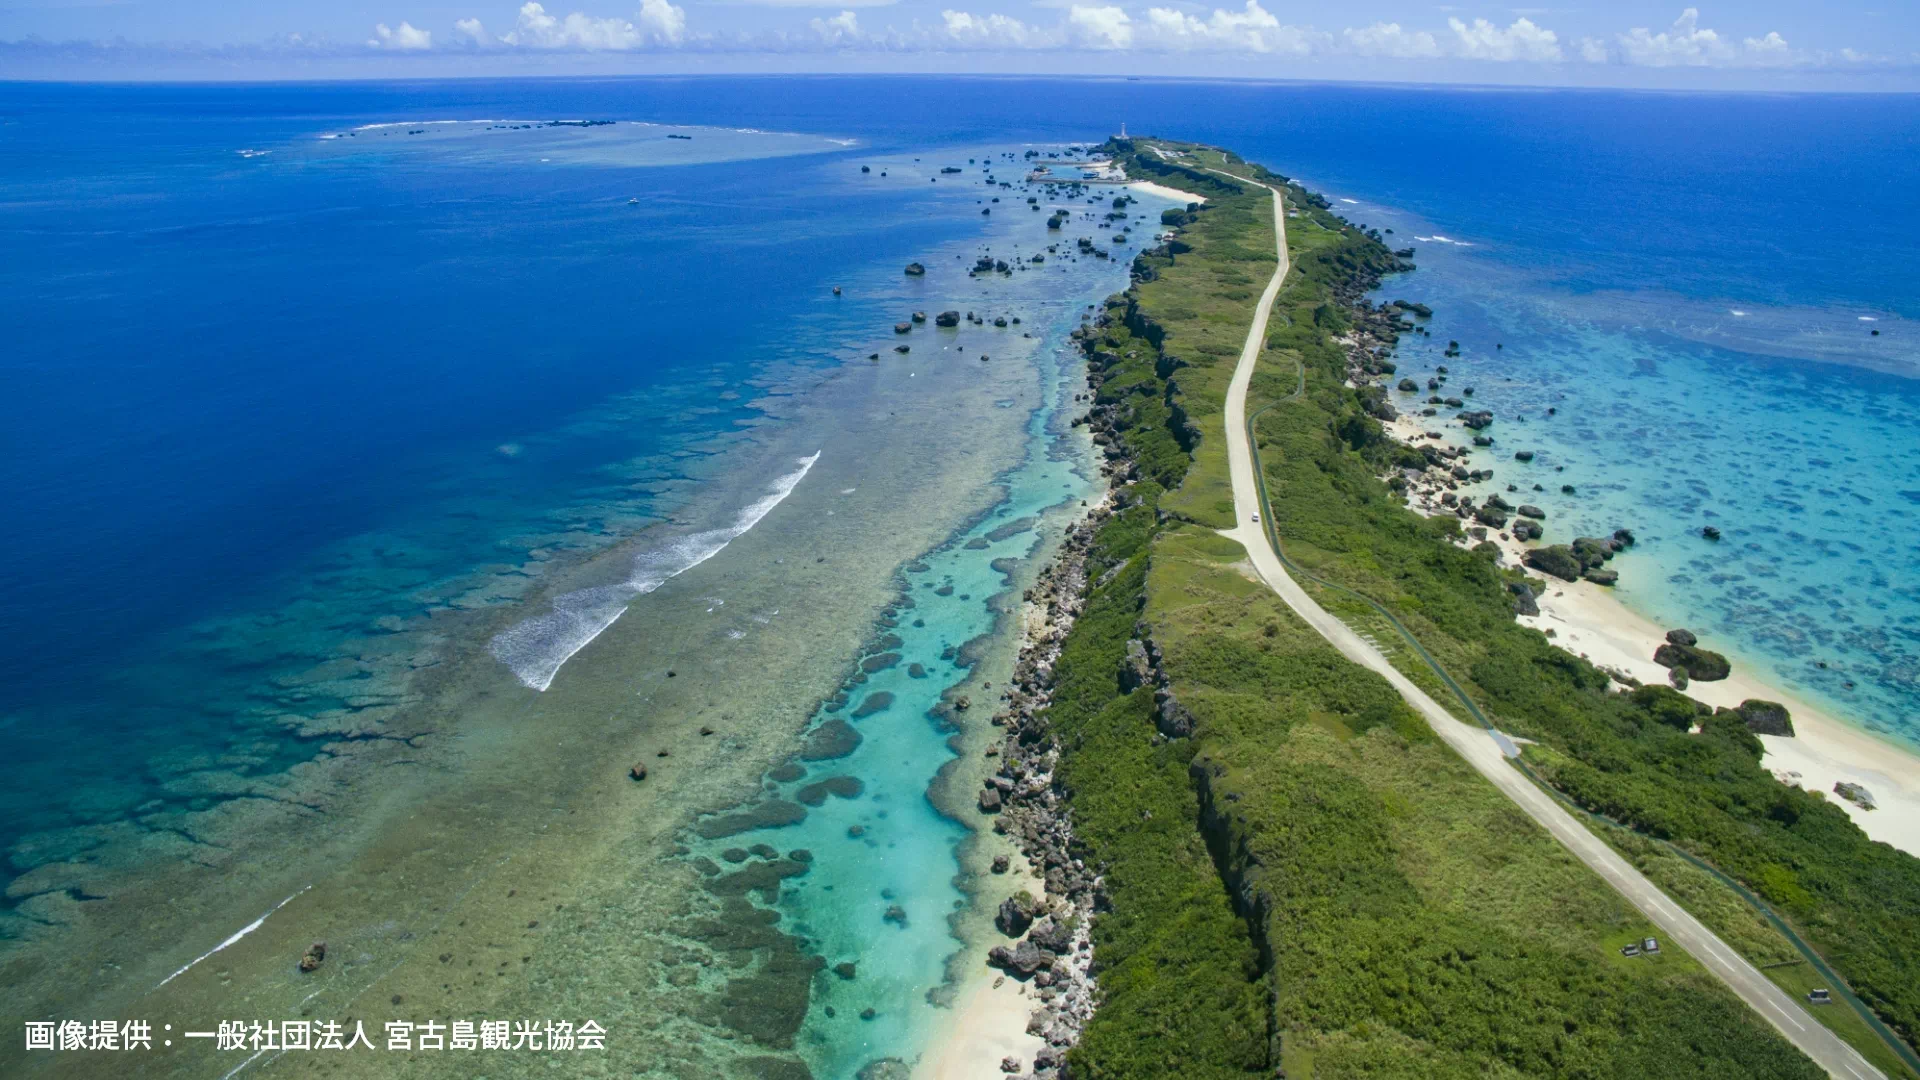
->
1208;170;1883;1080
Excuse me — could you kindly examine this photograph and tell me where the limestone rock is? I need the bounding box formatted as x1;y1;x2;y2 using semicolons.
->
1737;700;1794;737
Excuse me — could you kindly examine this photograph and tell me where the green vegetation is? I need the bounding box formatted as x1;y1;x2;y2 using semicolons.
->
1607;830;1920;1080
1236;156;1920;1062
1041;137;1838;1078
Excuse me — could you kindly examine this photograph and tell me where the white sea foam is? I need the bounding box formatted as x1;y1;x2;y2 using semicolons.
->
489;452;820;691
155;886;310;989
218;1046;274;1080
1859;316;1879;322
1340;198;1360;205
1731;310;1749;317
352;119;507;131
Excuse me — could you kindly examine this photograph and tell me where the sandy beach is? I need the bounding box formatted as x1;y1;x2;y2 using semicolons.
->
913;489;1119;1079
1128;179;1207;204
913;805;1066;1079
914;876;1051;1080
1521;575;1920;856
1380;411;1920;859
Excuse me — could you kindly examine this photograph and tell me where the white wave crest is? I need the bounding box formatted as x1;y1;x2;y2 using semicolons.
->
156;886;310;989
489;452;820;691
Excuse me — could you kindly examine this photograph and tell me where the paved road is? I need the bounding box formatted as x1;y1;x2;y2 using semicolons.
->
1206;170;1883;1080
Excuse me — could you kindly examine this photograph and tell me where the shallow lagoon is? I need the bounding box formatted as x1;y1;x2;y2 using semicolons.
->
1339;212;1920;753
0;92;1157;1077
6;76;1918;1077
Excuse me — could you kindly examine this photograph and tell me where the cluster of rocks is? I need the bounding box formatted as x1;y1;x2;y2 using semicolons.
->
1287;213;1657;608
975;505;1112;1078
1653;627;1732;687
967;285;1234;1076
967;320;1180;1073
878;300;1023;358
1522;531;1636;587
1300;241;1658;594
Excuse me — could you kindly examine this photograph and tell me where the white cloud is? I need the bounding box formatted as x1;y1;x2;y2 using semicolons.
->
454;18;490;44
810;9;859;43
1610;9;1796;68
1617;8;1725;66
638;0;687;42
500;0;684;49
1743;30;1791;65
369;21;433;50
1140;1;1318;54
1447;16;1560;62
1142;7;1209;48
939;9;1042;47
1577;35;1607;63
1343;21;1439;59
1068;5;1133;50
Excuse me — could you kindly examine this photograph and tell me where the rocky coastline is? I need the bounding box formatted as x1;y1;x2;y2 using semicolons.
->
1328;275;1656;602
960;332;1151;1078
1321;249;1754;689
1320;219;1900;791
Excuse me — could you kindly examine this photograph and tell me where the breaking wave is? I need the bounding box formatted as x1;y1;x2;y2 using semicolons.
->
488;452;820;691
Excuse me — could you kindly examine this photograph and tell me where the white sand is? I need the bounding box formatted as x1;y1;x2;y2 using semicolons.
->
1382;402;1920;857
1520;577;1920;857
913;860;1050;1079
914;968;1047;1080
1128;180;1206;205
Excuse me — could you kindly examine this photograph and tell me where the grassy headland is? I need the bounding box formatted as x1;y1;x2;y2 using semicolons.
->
1028;137;1920;1078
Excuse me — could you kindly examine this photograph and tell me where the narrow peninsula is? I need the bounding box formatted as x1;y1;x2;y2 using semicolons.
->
970;136;1920;1080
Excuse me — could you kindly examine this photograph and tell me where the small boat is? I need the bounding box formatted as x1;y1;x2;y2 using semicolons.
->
832;286;842;295
627;198;639;205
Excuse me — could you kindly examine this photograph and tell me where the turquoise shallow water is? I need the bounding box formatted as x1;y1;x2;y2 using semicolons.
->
1348;217;1920;751
684;185;1178;1077
7;77;1919;1077
0;125;998;909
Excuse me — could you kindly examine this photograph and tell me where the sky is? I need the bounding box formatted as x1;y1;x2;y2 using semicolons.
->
1;1;1916;87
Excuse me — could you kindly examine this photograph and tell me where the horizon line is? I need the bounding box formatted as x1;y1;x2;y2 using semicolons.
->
5;70;1920;96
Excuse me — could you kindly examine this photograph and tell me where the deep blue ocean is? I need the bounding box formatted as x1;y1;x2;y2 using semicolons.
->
2;76;1917;1074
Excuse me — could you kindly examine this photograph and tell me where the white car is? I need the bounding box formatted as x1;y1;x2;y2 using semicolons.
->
1251;513;1260;523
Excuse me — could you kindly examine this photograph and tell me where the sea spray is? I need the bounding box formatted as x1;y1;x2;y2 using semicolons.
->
489;452;820;690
